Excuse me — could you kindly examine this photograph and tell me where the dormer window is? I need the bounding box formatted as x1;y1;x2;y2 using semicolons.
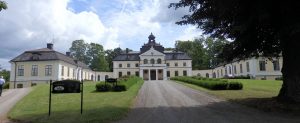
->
31;53;40;60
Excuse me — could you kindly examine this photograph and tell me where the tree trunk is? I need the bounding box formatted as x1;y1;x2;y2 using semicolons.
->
277;35;300;103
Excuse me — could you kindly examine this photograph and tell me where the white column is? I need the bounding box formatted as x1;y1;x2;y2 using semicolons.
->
163;68;167;80
139;69;143;80
148;69;150;81
155;69;158;80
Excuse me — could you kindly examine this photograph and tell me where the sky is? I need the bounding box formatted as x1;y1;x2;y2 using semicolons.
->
0;0;203;70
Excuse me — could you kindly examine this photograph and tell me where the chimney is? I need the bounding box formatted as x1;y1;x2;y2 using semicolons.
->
66;52;71;56
47;43;53;49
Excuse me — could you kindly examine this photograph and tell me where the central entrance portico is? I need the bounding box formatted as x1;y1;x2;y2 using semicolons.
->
140;67;167;80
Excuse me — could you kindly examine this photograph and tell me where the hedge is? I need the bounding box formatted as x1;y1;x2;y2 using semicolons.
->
171;76;243;90
95;76;142;92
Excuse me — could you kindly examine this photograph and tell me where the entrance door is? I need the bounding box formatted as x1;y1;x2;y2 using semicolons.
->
150;70;156;80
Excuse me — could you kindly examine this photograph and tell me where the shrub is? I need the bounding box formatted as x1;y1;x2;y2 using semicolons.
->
3;82;9;89
113;85;126;92
275;76;283;80
228;82;243;90
96;82;112;92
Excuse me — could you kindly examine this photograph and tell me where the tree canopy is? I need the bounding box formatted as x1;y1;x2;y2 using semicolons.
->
170;0;300;102
0;1;7;11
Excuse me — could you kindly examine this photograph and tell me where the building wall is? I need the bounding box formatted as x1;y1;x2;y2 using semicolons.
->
113;61;140;78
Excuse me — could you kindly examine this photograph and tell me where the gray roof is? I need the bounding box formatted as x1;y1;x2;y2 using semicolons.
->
10;48;90;69
113;52;191;61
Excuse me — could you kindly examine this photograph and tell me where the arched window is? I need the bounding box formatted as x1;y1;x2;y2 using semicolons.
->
150;59;155;64
157;58;162;64
144;59;148;64
105;75;109;79
98;75;100;81
91;75;94;81
206;73;209;78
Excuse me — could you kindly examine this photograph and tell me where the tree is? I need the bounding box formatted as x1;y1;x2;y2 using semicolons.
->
86;43;108;71
105;48;122;72
204;38;229;68
0;1;7;11
69;40;89;65
0;69;10;82
170;1;300;102
175;38;209;70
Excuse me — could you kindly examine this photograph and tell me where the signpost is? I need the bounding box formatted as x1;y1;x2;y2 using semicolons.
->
49;79;83;116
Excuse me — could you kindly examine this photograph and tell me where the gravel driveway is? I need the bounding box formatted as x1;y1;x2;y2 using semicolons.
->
117;80;300;123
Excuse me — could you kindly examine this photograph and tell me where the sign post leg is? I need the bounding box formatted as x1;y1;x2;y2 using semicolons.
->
81;80;83;114
49;80;52;116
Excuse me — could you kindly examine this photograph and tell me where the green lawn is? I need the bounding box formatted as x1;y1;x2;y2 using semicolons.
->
8;79;144;123
174;79;300;112
176;79;282;100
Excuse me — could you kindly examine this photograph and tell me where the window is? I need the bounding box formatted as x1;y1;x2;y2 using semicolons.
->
135;71;139;77
206;73;209;78
259;61;266;71
225;68;227;75
183;62;186;67
217;70;219;78
119;72;122;77
98;75;100;81
150;59;155;64
183;70;187;76
18;65;24;76
167;71;170;77
135;63;139;67
73;69;75;78
175;71;178;76
105;75;109;79
45;65;52;76
157;58;162;64
166;63;170;66
119;64;122;68
127;71;131;76
221;69;223;76
61;66;64;76
67;67;70;77
234;65;237;74
144;59;148;64
240;64;243;73
31;65;38;76
229;66;232;74
273;60;280;71
127;63;130;68
175;62;178;67
246;62;250;72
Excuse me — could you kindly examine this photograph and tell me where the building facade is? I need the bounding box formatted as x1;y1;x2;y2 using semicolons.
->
113;33;192;80
193;57;283;80
9;43;112;88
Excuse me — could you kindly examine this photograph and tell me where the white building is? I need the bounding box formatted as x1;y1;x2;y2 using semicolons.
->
113;33;193;80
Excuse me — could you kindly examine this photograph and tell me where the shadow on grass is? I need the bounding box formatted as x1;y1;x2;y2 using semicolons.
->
230;97;300;114
10;101;300;123
9;106;129;123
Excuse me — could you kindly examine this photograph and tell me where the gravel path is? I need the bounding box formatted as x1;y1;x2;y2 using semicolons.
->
0;88;31;123
117;80;300;123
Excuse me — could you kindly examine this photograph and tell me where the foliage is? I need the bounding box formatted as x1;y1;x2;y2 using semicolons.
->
95;82;112;92
0;69;10;81
9;81;144;123
86;43;108;71
171;76;242;90
0;1;7;11
224;75;251;79
3;82;9;89
204;38;230;68
105;48;122;72
170;0;300;102
95;76;141;92
69;40;89;64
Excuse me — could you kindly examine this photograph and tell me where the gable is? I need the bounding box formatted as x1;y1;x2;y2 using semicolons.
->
139;46;165;57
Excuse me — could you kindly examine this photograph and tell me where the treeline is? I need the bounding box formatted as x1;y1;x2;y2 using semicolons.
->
174;37;229;70
69;37;229;71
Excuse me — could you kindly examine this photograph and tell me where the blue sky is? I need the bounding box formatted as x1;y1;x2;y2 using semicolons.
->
0;0;202;70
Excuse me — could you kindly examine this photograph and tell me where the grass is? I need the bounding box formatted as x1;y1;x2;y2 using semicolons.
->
175;79;300;113
8;78;144;123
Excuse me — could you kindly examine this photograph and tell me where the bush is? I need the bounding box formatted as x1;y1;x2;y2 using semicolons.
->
96;82;112;92
3;82;9;89
228;82;243;90
113;85;126;92
171;76;243;90
275;76;283;80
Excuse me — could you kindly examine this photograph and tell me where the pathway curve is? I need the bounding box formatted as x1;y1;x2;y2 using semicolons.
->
117;80;300;123
0;88;31;123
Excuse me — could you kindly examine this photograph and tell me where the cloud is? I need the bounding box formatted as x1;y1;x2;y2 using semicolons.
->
0;0;121;70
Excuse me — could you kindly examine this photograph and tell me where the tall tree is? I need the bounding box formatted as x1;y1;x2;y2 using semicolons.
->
0;1;7;11
69;40;89;65
105;48;122;72
86;43;108;71
170;0;300;102
204;38;229;68
175;38;209;70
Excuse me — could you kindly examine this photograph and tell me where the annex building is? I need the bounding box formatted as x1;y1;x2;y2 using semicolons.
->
113;33;192;80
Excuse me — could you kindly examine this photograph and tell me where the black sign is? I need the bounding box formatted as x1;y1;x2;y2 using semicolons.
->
105;78;117;83
52;80;81;93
